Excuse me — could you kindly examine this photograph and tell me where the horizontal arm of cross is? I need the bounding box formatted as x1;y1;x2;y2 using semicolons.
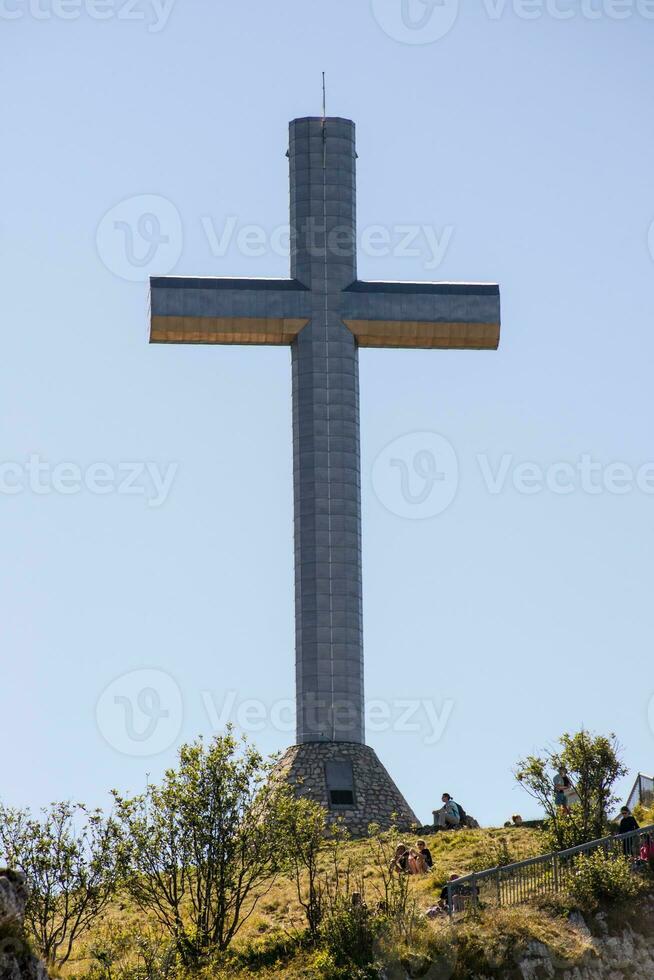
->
150;276;311;345
150;277;500;350
342;281;500;349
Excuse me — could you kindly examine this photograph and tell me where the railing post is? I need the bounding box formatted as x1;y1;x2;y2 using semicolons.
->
496;868;502;907
552;853;559;893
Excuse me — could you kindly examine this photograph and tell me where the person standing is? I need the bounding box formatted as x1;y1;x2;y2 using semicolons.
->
553;767;572;813
617;806;640;857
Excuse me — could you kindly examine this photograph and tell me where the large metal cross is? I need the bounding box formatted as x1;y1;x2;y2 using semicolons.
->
150;116;500;747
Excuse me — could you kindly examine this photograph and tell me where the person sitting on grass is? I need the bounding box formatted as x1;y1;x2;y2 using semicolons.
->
389;844;410;874
407;847;424;874
435;793;461;830
417;839;433;870
439;874;461;911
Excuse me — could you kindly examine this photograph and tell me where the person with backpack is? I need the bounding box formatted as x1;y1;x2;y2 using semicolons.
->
453;799;469;827
435;793;461;830
554;767;572;813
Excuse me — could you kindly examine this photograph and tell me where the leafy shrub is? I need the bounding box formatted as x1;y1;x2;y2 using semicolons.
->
542;807;597;853
226;930;304;970
633;801;654;826
83;927;177;980
0;801;121;968
308;948;376;980
113;731;303;965
470;835;515;873
319;899;378;970
567;850;640;912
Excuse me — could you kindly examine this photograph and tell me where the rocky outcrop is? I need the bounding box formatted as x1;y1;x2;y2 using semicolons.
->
0;870;48;980
512;902;654;980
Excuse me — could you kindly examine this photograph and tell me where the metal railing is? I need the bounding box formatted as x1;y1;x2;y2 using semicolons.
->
445;823;654;915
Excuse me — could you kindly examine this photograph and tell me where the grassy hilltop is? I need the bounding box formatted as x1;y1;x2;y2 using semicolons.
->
55;824;602;980
5;738;652;980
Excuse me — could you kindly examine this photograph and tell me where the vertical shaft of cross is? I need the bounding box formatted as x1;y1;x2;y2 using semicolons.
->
289;118;364;744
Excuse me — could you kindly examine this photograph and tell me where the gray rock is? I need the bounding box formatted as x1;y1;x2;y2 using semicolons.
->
0;873;26;931
0;871;49;980
569;911;592;939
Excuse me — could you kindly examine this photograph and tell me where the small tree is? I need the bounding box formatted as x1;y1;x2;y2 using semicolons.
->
113;731;289;965
0;801;121;967
275;792;327;939
366;823;413;932
515;730;627;849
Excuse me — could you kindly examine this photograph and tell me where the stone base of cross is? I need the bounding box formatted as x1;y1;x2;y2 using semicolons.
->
149;116;500;833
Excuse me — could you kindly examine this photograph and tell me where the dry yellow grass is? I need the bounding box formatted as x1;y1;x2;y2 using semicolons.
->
58;825;546;977
426;904;593;975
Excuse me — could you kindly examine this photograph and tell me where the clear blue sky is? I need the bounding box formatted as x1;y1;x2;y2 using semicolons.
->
3;0;654;827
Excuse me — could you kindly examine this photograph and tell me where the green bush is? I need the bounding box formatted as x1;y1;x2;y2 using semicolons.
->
470;835;515;873
82;928;177;980
567;849;640;912
308;948;376;980
226;931;304;970
319;900;378;971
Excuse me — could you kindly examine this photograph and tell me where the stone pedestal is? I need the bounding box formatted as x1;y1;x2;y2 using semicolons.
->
275;742;418;838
